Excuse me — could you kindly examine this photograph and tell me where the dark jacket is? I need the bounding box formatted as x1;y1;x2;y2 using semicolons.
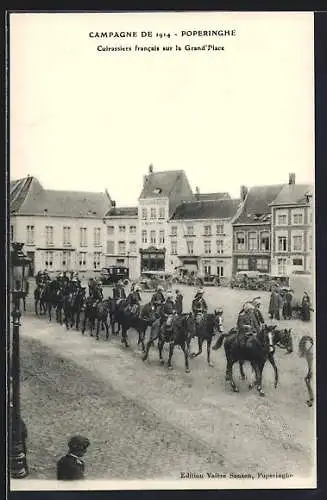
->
163;299;175;315
151;291;165;305
56;453;85;480
113;286;126;300
192;297;207;314
175;294;183;314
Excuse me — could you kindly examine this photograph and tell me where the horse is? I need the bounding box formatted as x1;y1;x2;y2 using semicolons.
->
298;335;314;407
95;299;111;340
81;296;98;336
212;325;293;396
62;290;78;330
34;283;47;316
142;313;196;373
191;313;221;367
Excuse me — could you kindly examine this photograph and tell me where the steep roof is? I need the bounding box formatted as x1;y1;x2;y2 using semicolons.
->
10;176;112;218
171;198;241;220
233;184;284;225
105;206;138;217
269;184;313;206
139;170;193;199
195;192;231;201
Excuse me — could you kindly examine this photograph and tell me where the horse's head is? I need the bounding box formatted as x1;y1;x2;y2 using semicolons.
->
262;324;277;353
276;328;293;354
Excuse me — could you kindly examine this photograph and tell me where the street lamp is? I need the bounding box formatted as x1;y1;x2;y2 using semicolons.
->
10;242;30;478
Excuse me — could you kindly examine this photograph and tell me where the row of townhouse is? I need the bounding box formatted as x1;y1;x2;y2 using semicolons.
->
10;169;313;280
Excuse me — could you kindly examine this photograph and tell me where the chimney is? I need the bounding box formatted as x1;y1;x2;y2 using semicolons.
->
289;173;296;185
240;185;248;202
111;200;116;208
149;164;154;174
195;186;200;200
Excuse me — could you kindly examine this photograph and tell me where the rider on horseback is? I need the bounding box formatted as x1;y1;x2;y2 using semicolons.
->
175;289;183;314
151;285;165;313
161;290;176;336
113;280;126;303
126;285;141;316
192;288;207;324
236;302;258;348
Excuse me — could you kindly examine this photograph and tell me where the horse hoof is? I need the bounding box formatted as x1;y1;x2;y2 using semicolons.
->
185;368;190;373
168;366;173;370
208;363;214;368
142;356;147;362
160;359;164;365
96;337;99;341
248;384;254;390
232;387;239;393
190;353;196;358
259;391;265;397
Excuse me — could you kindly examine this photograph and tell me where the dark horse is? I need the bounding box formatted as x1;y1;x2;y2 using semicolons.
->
212;325;293;396
298;335;314;407
62;287;86;330
191;313;221;367
112;300;155;349
142;313;196;373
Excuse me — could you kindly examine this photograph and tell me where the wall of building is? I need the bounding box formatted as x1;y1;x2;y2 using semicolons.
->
270;205;313;276
11;214;107;276
104;216;139;280
168;218;234;278
232;224;271;275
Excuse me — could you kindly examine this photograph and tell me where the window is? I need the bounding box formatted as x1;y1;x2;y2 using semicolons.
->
204;264;211;275
129;225;136;233
187;225;194;236
308;209;313;224
257;259;268;271
129;241;136;253
79;252;87;268
277;258;287;275
171;226;177;236
217;266;224;277
293;258;303;266
93;252;101;269
159;230;165;244
141;208;147;220
204;240;211;254
106;241;114;254
171;241;177;255
216;240;224;254
150;208;156;219
80;227;87;247
278;236;287;252
204;225;212;236
187;240;194;255
94;227;101;246
118;241;126;255
237;258;248;270
150;231;156;244
216;224;224;235
277;214;287;225
293;213;303;225
248;232;257;251
44;251;53;269
62;251;71;268
142;230;147;244
159;207;165;219
107;225;114;235
63;226;71;246
236;232;245;250
10;225;14;242
119;225;126;233
45;226;54;246
260;232;270;251
27;225;35;244
292;235;303;251
308;233;312;251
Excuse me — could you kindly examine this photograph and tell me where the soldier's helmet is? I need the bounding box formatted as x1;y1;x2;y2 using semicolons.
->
166;290;173;298
243;302;254;312
197;288;204;295
215;307;223;315
157;285;164;292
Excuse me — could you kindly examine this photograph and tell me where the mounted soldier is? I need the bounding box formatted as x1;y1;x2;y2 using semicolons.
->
160;290;177;336
126;284;141;316
192;288;207;324
175;289;183;314
250;297;265;333
112;279;126;303
151;285;165;313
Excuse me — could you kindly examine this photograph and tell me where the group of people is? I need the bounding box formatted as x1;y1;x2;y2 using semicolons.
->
268;283;312;322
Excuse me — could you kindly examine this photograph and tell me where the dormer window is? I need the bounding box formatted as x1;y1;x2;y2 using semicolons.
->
153;188;161;194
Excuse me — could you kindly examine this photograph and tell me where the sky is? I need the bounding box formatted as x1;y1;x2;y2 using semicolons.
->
10;12;314;206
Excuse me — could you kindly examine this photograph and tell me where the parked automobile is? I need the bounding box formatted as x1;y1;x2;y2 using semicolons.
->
138;271;171;292
230;271;268;290
196;274;220;287
100;266;129;286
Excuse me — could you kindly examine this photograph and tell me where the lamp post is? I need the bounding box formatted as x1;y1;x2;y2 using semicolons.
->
10;242;30;478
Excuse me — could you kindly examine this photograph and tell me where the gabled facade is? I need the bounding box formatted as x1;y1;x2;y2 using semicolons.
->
138;165;193;273
169;197;242;279
10;176;112;276
270;176;313;276
104;205;139;280
232;184;284;275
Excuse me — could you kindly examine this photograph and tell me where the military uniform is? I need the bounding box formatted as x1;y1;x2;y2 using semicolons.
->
175;291;183;314
192;296;207;315
113;284;126;300
151;290;165;307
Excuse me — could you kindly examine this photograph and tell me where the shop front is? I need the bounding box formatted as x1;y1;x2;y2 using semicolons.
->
140;247;166;272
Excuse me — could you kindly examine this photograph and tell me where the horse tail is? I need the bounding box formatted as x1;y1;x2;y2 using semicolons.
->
298;335;314;357
212;333;227;351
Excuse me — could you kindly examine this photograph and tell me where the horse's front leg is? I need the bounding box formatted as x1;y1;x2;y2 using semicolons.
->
104;318;110;340
121;325;129;347
96;318;101;340
268;353;278;388
255;361;265;397
35;300;38;316
207;338;214;367
158;337;165;365
226;359;238;392
305;367;314;406
75;311;80;330
181;342;190;373
81;315;86;334
167;341;175;370
191;337;203;358
48;304;52;322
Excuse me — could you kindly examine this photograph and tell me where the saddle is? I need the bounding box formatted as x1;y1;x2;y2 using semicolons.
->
238;326;255;348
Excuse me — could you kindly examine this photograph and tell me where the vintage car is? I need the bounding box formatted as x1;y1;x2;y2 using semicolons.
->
99;266;130;286
137;271;171;292
230;271;269;290
195;274;221;287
